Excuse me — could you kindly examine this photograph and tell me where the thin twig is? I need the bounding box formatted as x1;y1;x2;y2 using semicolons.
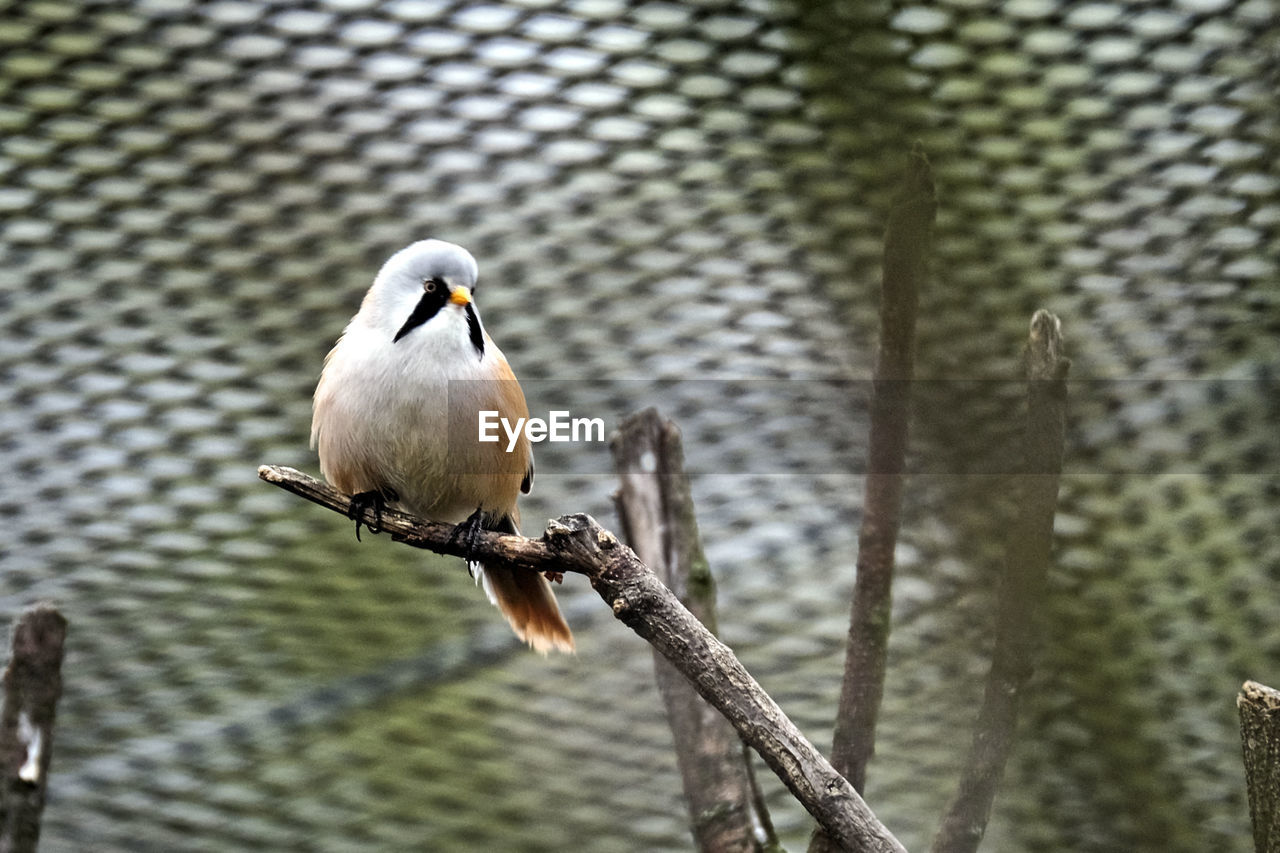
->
826;143;937;805
258;464;906;852
0;604;68;853
930;310;1070;853
1239;680;1280;853
612;409;777;853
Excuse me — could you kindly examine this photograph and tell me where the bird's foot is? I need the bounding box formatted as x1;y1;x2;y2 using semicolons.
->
544;571;564;584
448;506;486;568
349;487;398;542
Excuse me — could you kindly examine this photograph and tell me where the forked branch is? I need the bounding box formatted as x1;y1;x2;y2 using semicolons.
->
259;464;905;853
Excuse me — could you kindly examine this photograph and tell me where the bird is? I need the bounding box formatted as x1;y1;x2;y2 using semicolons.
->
310;239;575;654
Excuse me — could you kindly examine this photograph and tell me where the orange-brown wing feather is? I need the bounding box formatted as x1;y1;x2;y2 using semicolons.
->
473;347;571;653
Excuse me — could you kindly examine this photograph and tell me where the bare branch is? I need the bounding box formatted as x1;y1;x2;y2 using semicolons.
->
0;604;68;853
259;464;906;852
931;310;1070;853
612;409;777;853
827;143;937;802
1240;680;1280;853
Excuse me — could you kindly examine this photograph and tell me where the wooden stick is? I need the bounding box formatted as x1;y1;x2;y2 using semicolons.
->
612;409;776;852
0;604;68;853
828;143;937;801
1240;680;1280;853
930;310;1070;853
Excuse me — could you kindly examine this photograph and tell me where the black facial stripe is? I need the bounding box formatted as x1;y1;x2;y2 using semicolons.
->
393;291;445;343
464;302;484;358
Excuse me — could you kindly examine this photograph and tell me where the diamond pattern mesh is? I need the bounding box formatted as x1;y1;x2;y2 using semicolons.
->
0;0;1276;850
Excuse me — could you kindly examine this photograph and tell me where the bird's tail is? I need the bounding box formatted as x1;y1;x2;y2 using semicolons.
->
477;516;574;654
479;564;575;654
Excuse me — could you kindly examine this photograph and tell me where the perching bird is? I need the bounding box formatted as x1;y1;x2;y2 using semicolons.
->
311;240;574;653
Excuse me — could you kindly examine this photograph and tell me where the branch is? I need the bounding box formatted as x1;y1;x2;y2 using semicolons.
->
612;409;777;853
258;464;906;852
931;310;1070;853
826;143;937;805
1240;680;1280;853
0;604;68;853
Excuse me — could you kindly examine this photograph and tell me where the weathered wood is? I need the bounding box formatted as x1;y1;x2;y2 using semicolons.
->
259;463;905;852
825;143;937;820
0;604;68;853
612;409;775;853
930;310;1070;853
1240;680;1280;853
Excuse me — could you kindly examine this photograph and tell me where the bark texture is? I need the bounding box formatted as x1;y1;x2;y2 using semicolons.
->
612;409;775;853
1240;680;1280;853
0;604;68;853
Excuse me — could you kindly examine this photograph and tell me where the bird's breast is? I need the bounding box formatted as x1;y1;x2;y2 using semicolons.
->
313;323;530;524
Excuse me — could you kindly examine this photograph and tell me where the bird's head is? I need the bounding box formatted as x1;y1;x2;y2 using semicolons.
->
363;239;486;356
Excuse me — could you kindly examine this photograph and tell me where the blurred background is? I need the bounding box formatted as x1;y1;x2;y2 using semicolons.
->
1;0;1277;850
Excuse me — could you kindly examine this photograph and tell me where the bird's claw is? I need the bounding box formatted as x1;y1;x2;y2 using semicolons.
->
349;487;397;542
449;506;486;565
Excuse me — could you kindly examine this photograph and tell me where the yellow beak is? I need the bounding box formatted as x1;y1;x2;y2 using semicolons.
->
450;286;472;307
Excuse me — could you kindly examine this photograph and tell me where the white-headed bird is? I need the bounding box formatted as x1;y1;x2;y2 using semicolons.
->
311;240;574;653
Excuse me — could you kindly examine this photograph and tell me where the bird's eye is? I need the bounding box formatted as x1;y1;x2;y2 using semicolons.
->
423;279;438;293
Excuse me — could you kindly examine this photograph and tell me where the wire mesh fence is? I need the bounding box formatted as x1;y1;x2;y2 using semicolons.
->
1;0;1277;850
